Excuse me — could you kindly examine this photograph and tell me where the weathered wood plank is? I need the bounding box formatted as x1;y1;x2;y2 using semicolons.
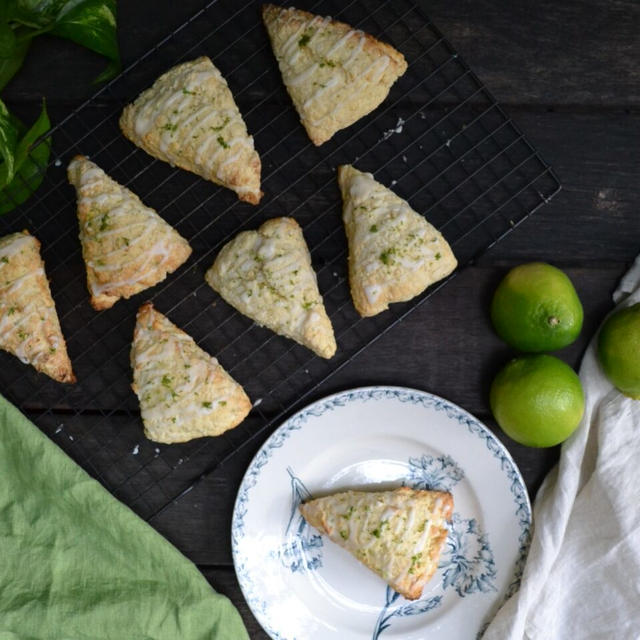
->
425;0;640;107
477;111;640;264
3;0;638;107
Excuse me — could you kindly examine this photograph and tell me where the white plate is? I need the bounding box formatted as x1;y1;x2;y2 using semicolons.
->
232;386;531;640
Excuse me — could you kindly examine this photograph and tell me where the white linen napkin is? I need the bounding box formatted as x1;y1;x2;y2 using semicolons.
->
483;257;640;640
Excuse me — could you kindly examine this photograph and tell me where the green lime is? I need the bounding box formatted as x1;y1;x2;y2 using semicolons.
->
491;262;583;352
597;302;640;399
490;354;585;447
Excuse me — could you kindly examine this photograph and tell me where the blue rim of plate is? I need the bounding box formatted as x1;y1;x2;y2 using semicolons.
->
231;386;532;639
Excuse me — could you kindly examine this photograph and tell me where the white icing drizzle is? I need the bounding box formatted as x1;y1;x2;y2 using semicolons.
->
0;306;40;361
76;167;103;184
361;55;391;83
288;62;320;87
282;21;308;61
274;7;393;130
90;240;172;293
133;312;234;430
405;500;417;531
208;219;333;357
413;517;433;554
180;104;212;131
325;29;357;57
342;168;449;312
0;235;60;367
309;101;343;127
364;284;381;304
126;58;259;199
81;193;114;208
302;75;340;109
0;234;32;262
186;68;222;90
318;490;447;588
287;15;331;64
0;268;45;297
71;159;187;297
343;32;366;68
349;172;376;200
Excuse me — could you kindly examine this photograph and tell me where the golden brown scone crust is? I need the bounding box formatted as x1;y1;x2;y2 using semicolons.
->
131;302;251;444
205;217;336;359
0;231;75;383
262;4;407;145
120;57;262;204
338;164;457;317
67;155;192;311
300;487;454;600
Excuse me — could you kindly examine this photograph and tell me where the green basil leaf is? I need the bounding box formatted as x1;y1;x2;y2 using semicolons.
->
0;134;50;214
10;1;64;28
0;34;30;91
0;21;18;57
10;1;120;82
0;100;51;215
92;54;118;83
50;0;120;82
0;99;19;187
1;2;20;24
13;98;50;168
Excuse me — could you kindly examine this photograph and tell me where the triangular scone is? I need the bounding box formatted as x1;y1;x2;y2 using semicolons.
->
68;156;192;311
262;4;407;145
120;57;262;204
0;231;75;383
300;487;453;600
205;217;336;358
338;165;457;317
131;303;251;444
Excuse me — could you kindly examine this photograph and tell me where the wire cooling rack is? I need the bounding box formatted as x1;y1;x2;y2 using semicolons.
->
0;0;560;519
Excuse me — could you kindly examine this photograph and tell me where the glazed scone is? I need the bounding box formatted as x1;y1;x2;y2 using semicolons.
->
120;57;262;204
68;155;192;311
205;217;336;359
262;4;407;145
131;303;251;444
300;487;453;600
338;164;457;317
0;231;75;383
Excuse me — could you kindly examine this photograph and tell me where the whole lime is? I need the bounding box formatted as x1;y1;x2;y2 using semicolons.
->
490;354;585;447
597;302;640;399
491;262;583;352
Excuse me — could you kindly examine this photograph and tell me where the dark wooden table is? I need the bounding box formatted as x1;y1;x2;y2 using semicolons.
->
4;0;639;636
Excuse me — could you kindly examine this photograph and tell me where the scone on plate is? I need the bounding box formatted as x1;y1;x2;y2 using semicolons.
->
0;231;75;383
68;155;192;311
205;217;336;359
300;487;454;600
131;302;251;444
120;56;262;204
262;4;407;145
338;164;457;317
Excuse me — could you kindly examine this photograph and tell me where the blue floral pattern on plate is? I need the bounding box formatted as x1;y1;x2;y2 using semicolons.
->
373;587;442;640
231;387;532;640
441;514;497;597
407;453;465;491
270;467;324;573
371;451;496;638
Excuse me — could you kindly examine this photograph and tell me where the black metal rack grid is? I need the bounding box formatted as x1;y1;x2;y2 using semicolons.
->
0;0;560;520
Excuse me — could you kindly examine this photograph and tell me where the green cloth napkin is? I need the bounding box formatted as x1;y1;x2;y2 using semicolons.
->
0;395;249;640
